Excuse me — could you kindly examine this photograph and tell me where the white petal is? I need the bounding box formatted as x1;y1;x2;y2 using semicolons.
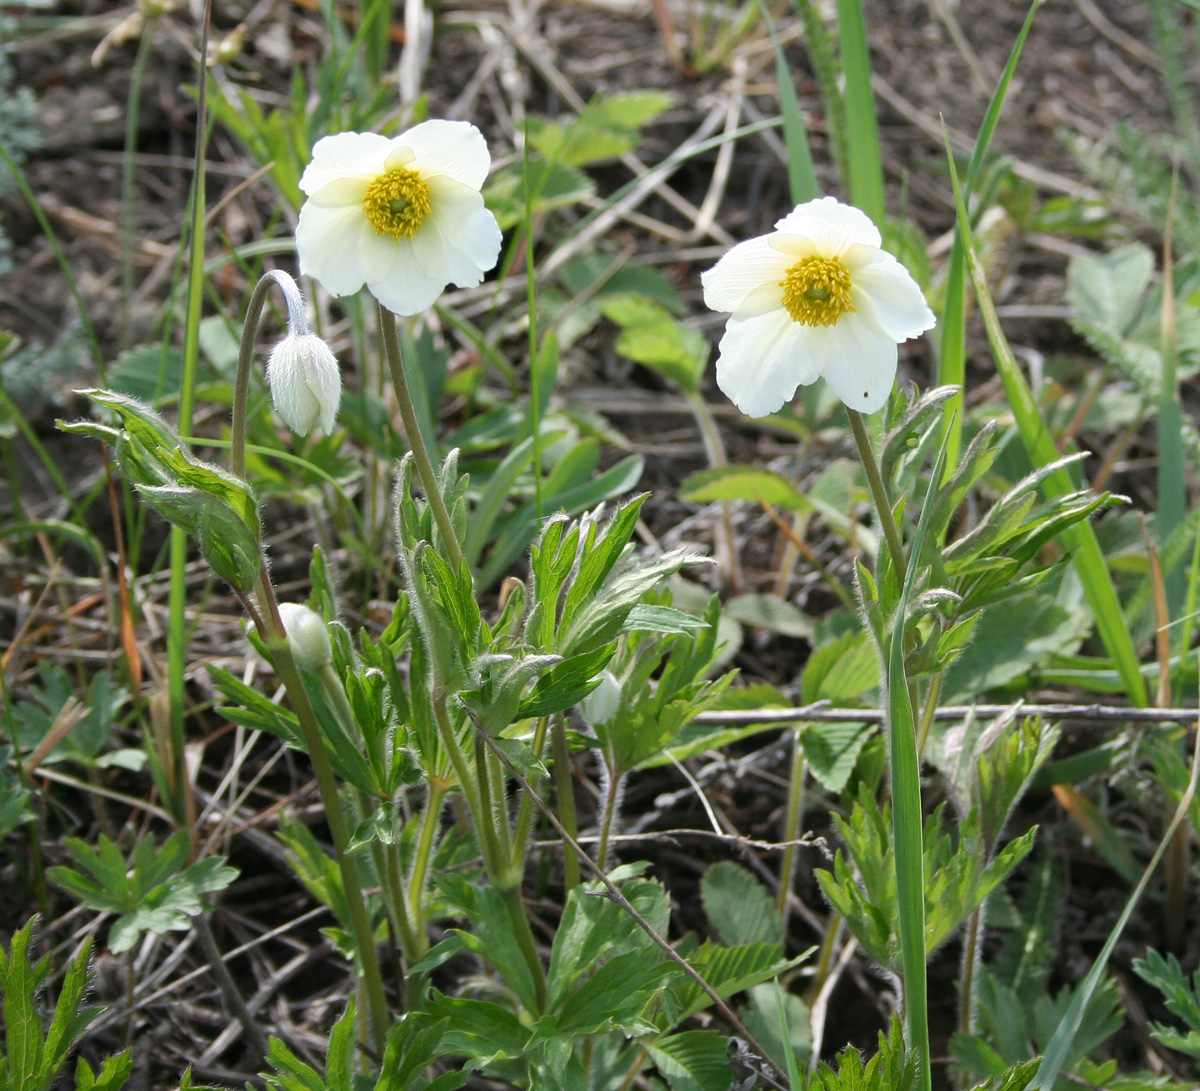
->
300;131;392;195
715;309;819;418
414;177;503;287
367;239;449;316
773;196;881;256
810;316;900;414
296;201;396;298
391;120;492;190
845;245;937;342
702;235;791;315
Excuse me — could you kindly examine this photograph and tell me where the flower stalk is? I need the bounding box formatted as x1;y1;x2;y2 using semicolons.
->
251;571;390;1053
379;306;464;573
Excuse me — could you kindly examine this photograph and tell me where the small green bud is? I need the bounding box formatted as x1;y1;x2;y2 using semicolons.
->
277;604;333;671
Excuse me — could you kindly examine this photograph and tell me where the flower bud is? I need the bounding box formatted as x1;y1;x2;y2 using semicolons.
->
277;603;332;671
580;670;621;726
266;332;341;436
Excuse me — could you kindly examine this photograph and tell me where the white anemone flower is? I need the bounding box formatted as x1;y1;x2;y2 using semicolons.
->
295;120;503;316
701;196;936;417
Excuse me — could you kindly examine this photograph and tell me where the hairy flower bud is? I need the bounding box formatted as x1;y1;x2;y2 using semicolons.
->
277;603;332;671
266;333;341;436
580;670;621;726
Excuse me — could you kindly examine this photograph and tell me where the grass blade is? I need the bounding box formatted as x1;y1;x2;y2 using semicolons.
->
834;0;884;222
938;0;1040;470
761;0;820;204
944;132;1148;708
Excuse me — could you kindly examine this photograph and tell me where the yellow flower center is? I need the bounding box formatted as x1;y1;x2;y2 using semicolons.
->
361;167;432;241
780;255;854;327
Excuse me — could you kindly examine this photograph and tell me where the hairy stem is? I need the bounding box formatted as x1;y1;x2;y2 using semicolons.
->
379;306;464;572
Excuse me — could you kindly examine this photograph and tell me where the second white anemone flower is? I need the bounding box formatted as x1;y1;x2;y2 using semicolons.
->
295;120;503;316
701;196;936;417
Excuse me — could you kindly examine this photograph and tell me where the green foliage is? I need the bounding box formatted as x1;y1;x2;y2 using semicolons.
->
0;748;32;840
10;664;139;771
58;391;262;593
526;92;672;168
816;790;1035;974
264;1003;464;1091
0;918;131;1091
1133;949;1200;1061
953;971;1123;1089
602;294;709;396
47;831;237;953
803;1016;915;1091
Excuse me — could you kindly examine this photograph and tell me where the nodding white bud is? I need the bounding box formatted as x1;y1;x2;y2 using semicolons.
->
277;603;332;671
267;333;341;435
580;670;621;726
262;269;340;436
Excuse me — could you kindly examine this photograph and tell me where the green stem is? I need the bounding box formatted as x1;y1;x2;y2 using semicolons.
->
847;409;905;573
232;272;295;478
474;730;513;869
254;572;389;1053
596;764;623;874
378;306;464;572
958;904;983;1036
407;779;447;938
915;674;942;759
687;390;742;590
551;713;580;892
776;730;806;923
499;881;547;1014
510;716;551;873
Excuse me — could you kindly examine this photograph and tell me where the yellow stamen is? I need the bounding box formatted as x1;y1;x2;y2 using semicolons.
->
780;255;854;327
362;168;432;241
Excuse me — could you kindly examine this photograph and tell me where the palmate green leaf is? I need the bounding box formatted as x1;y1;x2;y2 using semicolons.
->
0;919;107;1091
480;454;645;587
646;1031;731;1091
1133;949;1200;1059
553;949;679;1037
1066;244;1154;336
527;91;671;168
547;870;668;1009
423;994;528;1064
817;795;1035;974
701;862;781;947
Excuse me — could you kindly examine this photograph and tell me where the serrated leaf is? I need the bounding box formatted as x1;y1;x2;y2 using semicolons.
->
647;1031;731;1091
701;862;782;947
